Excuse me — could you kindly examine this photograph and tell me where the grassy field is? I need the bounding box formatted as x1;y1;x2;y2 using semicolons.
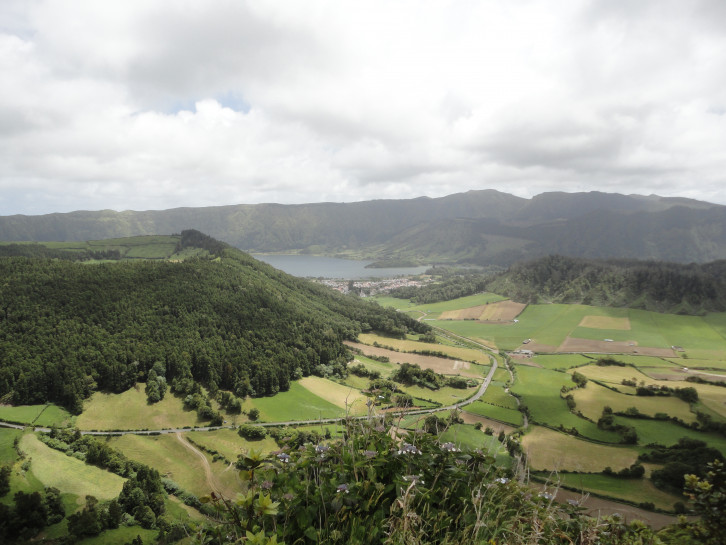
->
613;417;726;453
358;333;492;366
186;428;278;461
463;402;524;426
77;386;202;430
0;428;22;463
243;381;346;422
298;376;368;415
511;366;620;442
427;303;726;355
0;404;46;424
554;472;683;511
349;354;396;377
77;526;157;545
347;341;487;378
480;382;519;409
521;426;638;472
399;384;479;406
571;382;696;423
20;433;125;501
109;433;240;498
531;354;595;370
440;423;504;453
573;365;726;419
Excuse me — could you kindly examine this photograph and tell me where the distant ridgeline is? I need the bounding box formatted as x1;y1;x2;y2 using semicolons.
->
486;255;726;314
2;190;726;266
0;231;427;412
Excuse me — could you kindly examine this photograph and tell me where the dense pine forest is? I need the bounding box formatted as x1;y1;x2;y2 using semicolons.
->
0;231;425;412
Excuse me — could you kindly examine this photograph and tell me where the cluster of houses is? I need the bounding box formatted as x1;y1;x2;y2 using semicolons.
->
317;276;430;296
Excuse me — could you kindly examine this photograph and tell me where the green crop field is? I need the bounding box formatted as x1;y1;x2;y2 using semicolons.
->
554;472;682;511
243;381;346;422
522;426;638;472
571;382;696;423
20;434;125;501
77;387;201;430
511;366;620;442
186;428;279;461
463;402;524;426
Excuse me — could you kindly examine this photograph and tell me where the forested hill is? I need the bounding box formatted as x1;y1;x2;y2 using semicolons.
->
2;190;726;265
0;231;426;412
486;255;726;314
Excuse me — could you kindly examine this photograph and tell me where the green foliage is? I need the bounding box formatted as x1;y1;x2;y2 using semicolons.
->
684;459;726;544
192;419;667;545
239;425;268;441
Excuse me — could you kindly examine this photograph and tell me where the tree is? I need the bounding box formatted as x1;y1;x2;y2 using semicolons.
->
248;408;260;421
0;465;10;497
685;459;726;544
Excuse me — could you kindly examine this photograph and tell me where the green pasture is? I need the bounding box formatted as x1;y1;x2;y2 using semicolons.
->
109;433;237;498
77;386;202;430
0;428;22;463
76;526;157;545
492;367;511;382
480;382;519;409
186;428;278;461
511;366;620;442
522;426;638;473
614;417;726;453
440;423;506;456
463;402;524;427
298;376;369;415
571;382;696;423
0;404;46;424
430;303;726;354
531;354;594;370
35;405;75;427
20;433;125;501
667;358;726;371
554;472;682;511
605;355;679;368
243;381;345;422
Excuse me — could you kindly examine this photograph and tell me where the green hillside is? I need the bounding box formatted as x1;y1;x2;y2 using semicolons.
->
0;231;426;411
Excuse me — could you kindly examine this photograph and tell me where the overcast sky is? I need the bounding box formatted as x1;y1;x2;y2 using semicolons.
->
1;0;725;215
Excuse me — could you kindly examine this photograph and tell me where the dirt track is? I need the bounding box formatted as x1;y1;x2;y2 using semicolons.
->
175;432;222;496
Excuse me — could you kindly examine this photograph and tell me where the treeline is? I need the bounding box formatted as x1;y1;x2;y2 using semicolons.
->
389;273;489;304
485;255;726;314
0;233;427;411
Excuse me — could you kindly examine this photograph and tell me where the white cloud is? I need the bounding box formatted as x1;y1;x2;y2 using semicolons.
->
0;0;725;215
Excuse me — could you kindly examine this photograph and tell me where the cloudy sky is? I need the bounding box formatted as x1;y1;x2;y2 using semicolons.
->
1;0;725;215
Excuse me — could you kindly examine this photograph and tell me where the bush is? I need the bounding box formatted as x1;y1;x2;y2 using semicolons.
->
238;424;267;441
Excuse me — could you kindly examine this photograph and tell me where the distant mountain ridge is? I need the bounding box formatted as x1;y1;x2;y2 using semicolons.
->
1;190;724;265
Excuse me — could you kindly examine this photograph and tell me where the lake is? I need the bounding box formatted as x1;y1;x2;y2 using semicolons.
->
251;254;429;279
